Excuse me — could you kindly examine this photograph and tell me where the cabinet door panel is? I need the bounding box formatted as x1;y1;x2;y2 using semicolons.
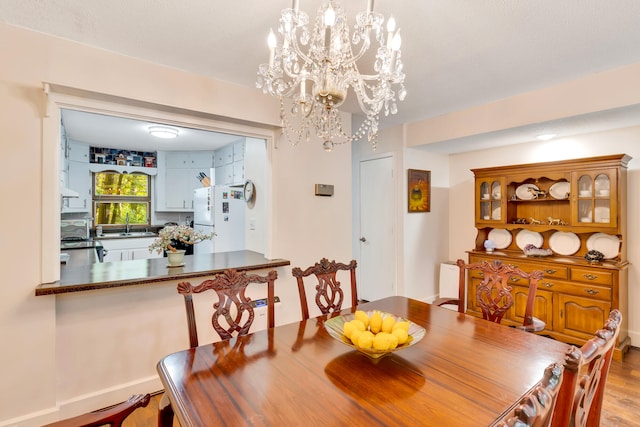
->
510;285;552;329
555;294;610;341
165;169;190;209
66;160;91;211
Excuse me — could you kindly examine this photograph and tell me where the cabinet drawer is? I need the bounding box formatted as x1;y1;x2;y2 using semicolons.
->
538;279;611;301
570;267;613;285
468;257;568;280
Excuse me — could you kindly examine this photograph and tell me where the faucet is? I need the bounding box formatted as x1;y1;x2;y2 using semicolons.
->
125;213;130;233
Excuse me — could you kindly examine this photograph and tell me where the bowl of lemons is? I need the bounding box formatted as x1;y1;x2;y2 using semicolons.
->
324;310;426;359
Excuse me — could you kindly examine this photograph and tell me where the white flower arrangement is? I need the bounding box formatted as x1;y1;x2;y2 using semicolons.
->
149;225;214;254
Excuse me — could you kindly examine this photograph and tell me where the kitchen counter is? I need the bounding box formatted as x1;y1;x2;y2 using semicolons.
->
37;250;290;296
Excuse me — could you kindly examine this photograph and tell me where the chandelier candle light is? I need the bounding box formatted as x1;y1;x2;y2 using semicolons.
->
256;0;406;151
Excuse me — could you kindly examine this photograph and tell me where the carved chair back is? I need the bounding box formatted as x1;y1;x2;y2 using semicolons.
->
177;268;277;346
159;270;277;427
435;259;545;332
494;363;564;427
292;258;357;320
551;309;622;427
43;394;150;427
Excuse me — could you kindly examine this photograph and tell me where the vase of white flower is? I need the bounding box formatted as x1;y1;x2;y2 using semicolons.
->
166;249;187;267
149;225;214;267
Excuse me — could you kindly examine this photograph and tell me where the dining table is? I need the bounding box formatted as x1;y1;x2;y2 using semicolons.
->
156;296;570;426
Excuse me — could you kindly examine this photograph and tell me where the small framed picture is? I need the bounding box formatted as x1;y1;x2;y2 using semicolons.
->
408;169;431;212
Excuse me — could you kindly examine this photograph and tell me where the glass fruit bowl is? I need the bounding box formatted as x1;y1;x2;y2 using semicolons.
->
324;310;426;359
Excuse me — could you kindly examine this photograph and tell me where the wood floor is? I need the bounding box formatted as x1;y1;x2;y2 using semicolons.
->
123;347;640;426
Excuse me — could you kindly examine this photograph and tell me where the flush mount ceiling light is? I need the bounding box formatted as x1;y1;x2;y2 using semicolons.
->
148;125;179;139
256;0;406;152
536;133;557;141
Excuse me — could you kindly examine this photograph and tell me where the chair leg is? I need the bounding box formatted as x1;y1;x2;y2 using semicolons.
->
158;392;174;427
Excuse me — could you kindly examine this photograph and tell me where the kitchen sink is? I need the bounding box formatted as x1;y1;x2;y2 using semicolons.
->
99;231;157;239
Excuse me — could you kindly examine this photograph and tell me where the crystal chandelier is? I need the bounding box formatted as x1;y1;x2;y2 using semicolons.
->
256;0;406;151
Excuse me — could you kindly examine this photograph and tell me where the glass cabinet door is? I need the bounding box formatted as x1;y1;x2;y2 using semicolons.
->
476;178;503;223
572;170;616;228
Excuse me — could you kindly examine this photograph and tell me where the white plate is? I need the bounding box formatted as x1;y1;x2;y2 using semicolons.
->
515;230;544;250
492;206;501;220
515;184;539;200
586;233;620;259
492;186;501;199
549;182;570;200
594;207;610;223
488;229;512;249
549;231;581;256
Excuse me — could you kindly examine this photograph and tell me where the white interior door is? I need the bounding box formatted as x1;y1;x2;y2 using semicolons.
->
359;156;395;301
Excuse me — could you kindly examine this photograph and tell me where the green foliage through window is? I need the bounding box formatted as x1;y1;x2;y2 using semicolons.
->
93;172;150;226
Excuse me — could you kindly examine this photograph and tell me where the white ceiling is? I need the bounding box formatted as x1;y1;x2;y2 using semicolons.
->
4;0;640;153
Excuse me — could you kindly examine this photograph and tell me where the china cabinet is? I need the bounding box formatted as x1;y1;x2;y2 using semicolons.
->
468;154;631;360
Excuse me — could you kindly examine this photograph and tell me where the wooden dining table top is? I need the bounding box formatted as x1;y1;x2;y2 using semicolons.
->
157;296;570;426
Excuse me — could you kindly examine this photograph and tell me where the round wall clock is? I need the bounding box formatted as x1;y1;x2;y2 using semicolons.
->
243;179;255;202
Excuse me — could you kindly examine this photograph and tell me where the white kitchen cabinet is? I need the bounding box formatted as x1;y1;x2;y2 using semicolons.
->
214;145;233;167
215;163;233;186
62;140;91;213
214;140;245;185
102;237;163;262
156;151;213;211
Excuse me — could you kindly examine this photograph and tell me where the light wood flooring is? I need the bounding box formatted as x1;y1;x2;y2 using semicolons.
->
122;347;640;426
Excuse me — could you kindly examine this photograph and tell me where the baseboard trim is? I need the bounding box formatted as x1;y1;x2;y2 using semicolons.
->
0;376;162;427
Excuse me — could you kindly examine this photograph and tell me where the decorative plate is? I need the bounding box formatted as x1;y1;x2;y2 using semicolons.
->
515;184;539;200
492;186;501;199
549;231;581;256
492;206;501;220
515;230;544;250
488;229;512;249
594;207;610;223
549;182;570;200
324;311;426;359
586;233;620;259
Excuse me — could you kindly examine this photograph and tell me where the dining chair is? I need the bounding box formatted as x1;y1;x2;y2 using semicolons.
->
292;258;358;320
551;309;622;427
42;393;150;427
494;362;564;427
158;268;278;427
434;259;546;332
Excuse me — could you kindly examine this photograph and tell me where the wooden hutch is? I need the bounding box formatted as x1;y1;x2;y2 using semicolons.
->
468;154;631;360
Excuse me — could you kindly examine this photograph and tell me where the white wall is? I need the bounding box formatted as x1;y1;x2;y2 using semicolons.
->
447;128;640;346
351;125;452;303
0;23;352;426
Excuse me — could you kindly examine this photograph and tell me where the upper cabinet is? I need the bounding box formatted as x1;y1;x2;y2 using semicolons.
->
155;151;214;212
472;154;630;236
62;141;91;213
215;140;245;186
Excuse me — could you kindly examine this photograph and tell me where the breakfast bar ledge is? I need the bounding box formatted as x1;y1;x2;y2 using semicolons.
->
36;250;290;296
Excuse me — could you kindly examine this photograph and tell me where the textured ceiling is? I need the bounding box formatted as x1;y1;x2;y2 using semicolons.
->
3;0;640;152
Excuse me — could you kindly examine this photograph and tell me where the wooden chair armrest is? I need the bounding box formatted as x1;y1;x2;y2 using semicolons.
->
42;394;151;427
433;297;460;307
515;317;546;333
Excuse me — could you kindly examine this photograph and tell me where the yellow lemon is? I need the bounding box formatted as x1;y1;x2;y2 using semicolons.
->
373;332;392;351
351;319;366;332
392;328;409;345
382;316;396;333
392;321;410;332
350;329;363;345
388;333;399;350
369;311;383;334
357;330;375;349
354;310;370;329
343;320;355;339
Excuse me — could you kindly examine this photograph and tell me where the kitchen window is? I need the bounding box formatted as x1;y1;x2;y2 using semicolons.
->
93;172;151;226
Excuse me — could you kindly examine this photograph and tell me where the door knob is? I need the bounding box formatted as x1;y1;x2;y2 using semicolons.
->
359;237;367;242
